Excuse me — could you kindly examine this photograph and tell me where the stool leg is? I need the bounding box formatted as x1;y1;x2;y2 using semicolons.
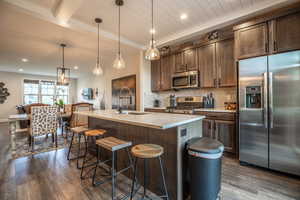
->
112;151;116;200
143;159;148;198
92;146;100;186
80;135;88;179
130;158;138;200
67;132;75;160
76;133;82;169
158;156;169;200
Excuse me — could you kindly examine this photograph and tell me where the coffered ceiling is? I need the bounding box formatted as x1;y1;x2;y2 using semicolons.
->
0;0;298;77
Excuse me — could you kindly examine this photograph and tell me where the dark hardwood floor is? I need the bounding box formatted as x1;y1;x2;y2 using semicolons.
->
0;123;299;200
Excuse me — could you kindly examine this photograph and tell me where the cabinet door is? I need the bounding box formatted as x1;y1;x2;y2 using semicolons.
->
272;12;300;53
151;60;161;92
184;49;197;71
202;119;215;139
160;55;174;91
235;23;268;59
174;52;186;73
216;39;236;87
198;44;216;88
215;120;236;153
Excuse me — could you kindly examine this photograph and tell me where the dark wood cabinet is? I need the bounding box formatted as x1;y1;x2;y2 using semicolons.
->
160;55;174;91
151;60;161;92
184;49;197;71
235;22;269;59
202;119;215;139
216;39;236;87
215;120;236;153
198;44;216;88
271;12;300;53
174;52;186;73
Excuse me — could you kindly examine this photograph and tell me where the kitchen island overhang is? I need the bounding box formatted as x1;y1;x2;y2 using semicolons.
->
75;110;205;200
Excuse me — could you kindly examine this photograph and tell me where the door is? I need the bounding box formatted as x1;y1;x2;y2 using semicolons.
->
239;56;268;168
272;12;300;53
202;119;214;139
215;120;236;153
216;38;236;87
198;44;216;88
184;49;197;71
236;23;269;59
268;50;300;176
151;59;161;92
160;55;174;90
174;52;186;73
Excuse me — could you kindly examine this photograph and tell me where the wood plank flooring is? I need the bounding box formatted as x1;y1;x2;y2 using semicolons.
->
0;123;299;200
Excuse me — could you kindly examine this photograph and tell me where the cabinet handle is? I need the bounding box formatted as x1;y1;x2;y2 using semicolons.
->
218;78;221;87
265;43;269;53
273;41;277;52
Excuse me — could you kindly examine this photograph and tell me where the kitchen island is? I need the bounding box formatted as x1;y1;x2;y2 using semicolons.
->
75;110;205;200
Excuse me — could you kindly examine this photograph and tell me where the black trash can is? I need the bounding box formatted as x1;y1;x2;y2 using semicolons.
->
187;137;224;200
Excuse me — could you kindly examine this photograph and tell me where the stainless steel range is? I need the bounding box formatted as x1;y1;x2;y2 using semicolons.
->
166;96;203;114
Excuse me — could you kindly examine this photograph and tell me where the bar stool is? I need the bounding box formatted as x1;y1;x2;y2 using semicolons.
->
92;136;135;200
130;144;169;200
80;129;107;179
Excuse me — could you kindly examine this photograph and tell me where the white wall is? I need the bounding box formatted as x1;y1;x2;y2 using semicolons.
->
77;53;141;110
0;71;77;121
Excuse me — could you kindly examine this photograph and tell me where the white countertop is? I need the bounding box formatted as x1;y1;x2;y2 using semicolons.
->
194;108;236;113
75;110;205;130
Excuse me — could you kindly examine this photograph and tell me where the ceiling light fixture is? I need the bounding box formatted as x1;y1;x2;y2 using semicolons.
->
93;18;104;75
74;66;79;70
145;0;160;61
22;58;28;62
180;13;188;20
113;0;126;70
18;68;24;72
57;44;70;86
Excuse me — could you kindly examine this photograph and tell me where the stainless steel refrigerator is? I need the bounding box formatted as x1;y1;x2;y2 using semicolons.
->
239;50;300;176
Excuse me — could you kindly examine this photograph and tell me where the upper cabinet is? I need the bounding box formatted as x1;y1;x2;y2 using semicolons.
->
174;52;186;73
198;43;216;88
151;59;161;92
270;12;300;53
235;11;300;60
235;23;269;59
174;49;197;73
216;39;236;87
160;55;174;91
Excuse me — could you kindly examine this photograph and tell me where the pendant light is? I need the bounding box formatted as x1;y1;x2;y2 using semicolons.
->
113;0;126;69
93;18;104;75
145;0;160;60
57;44;70;85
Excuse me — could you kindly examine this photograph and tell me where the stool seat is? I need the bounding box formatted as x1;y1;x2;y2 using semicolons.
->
71;126;88;134
85;129;106;136
96;137;132;151
131;144;163;159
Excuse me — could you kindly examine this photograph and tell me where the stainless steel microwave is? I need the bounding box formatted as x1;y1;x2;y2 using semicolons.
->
172;71;199;89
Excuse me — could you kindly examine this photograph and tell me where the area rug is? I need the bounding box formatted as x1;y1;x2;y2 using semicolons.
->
11;130;76;159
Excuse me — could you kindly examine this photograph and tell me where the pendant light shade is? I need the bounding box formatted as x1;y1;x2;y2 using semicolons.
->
57;44;70;85
93;18;104;75
113;0;126;69
145;0;160;61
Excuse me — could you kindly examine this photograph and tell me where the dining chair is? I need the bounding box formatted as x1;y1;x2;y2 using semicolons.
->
30;106;58;152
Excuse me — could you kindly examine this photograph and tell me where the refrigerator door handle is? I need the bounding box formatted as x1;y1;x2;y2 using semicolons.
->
263;72;268;128
269;72;273;129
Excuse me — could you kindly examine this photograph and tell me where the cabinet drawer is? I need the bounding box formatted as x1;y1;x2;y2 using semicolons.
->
145;108;166;113
194;111;235;121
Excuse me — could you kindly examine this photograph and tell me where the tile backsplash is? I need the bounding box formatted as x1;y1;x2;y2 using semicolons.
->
144;87;237;108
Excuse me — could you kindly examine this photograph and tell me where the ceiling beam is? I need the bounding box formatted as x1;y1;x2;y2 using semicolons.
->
51;0;83;24
4;0;144;50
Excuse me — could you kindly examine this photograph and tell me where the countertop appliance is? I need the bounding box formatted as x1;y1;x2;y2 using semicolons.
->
167;96;203;114
239;50;300;176
172;71;199;89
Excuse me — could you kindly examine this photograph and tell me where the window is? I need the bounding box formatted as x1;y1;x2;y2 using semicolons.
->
23;79;69;105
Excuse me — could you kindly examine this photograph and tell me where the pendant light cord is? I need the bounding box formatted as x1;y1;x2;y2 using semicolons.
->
62;45;64;69
118;4;121;57
151;0;154;47
97;22;100;65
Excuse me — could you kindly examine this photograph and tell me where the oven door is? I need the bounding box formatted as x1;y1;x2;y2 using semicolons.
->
172;75;190;89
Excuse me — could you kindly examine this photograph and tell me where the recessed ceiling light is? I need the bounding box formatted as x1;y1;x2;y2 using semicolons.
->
18;68;24;72
74;66;79;70
150;28;156;34
21;58;28;62
180;13;188;20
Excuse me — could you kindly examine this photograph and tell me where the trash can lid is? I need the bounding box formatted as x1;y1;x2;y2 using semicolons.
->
187;137;224;154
